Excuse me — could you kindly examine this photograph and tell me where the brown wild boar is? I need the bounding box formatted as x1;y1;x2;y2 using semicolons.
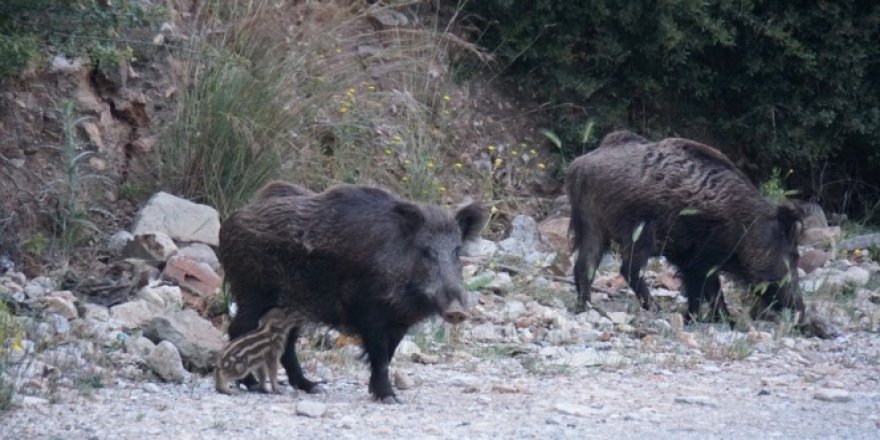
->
215;307;299;395
565;131;805;324
219;181;488;403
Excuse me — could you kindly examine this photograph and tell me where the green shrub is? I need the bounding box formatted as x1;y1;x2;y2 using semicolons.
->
465;0;880;222
0;0;161;80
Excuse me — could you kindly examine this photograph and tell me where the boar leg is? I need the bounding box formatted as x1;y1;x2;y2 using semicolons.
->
351;309;398;403
227;300;273;391
254;365;269;393
619;222;657;311
267;355;281;394
683;269;707;323
702;274;731;323
572;230;608;313
683;268;729;324
279;327;322;393
386;324;408;362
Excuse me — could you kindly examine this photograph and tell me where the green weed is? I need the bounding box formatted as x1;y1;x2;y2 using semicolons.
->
0;301;25;412
44;102;109;258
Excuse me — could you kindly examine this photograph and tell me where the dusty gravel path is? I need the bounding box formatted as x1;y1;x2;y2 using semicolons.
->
3;331;878;440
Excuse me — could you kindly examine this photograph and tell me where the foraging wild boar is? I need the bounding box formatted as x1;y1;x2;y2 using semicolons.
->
215;307;299;395
566;131;805;323
219;181;488;403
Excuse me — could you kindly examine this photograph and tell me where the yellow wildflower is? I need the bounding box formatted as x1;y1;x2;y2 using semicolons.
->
426;161;435;169
530;148;537;155
487;145;495;151
443;95;451;101
537;162;546;170
454;162;463;169
494;158;503;168
384;148;393;155
438;186;447;192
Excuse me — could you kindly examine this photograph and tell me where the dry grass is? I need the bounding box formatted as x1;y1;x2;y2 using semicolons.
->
163;0;492;216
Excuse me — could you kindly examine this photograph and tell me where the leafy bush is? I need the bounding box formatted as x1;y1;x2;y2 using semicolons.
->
465;0;880;222
0;0;161;80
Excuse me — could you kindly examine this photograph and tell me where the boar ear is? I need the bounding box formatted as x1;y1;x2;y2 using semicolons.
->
456;202;489;242
393;202;425;239
777;200;804;241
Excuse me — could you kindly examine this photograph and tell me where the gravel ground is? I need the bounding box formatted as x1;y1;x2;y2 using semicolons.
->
3;330;878;440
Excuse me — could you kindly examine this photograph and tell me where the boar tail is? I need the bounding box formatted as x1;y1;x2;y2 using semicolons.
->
565;168;586;253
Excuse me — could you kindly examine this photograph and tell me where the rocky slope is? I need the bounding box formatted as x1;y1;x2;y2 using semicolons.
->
1;194;878;439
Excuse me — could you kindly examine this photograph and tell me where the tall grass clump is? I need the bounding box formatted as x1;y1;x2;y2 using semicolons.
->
164;0;489;215
163;0;300;217
0;301;24;412
44;102;109;258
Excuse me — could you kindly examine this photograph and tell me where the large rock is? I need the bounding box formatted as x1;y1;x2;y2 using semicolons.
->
296;400;327;418
132;192;220;246
460;238;498;258
177;243;221;272
23;276;56;299
137;284;183;310
497;215;556;267
800;203;828;230
39;296;78;320
125;335;157;358
840;266;871;288
144;309;224;370
800;226;842;249
798;248;829;274
147;341;187;383
838;233;880;252
162;255;222;298
122;231;179;262
537;217;570;255
110;299;163;330
470;322;498;342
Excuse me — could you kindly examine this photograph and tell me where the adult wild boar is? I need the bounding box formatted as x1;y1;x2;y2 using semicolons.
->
219;181;488;403
565;131;805;324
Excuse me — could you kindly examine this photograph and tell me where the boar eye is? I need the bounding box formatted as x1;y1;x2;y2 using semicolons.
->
421;248;437;260
454;246;463;257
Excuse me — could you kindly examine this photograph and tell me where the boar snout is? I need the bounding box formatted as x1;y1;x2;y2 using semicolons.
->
441;298;468;324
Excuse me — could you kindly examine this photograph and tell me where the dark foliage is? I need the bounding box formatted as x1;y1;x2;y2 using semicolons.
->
464;0;880;222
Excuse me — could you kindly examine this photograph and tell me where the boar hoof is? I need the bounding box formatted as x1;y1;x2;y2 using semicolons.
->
378;395;402;404
246;382;268;393
217;385;241;395
305;383;326;394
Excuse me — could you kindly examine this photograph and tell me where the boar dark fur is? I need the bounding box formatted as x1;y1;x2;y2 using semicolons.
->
566;131;805;323
219;181;488;403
